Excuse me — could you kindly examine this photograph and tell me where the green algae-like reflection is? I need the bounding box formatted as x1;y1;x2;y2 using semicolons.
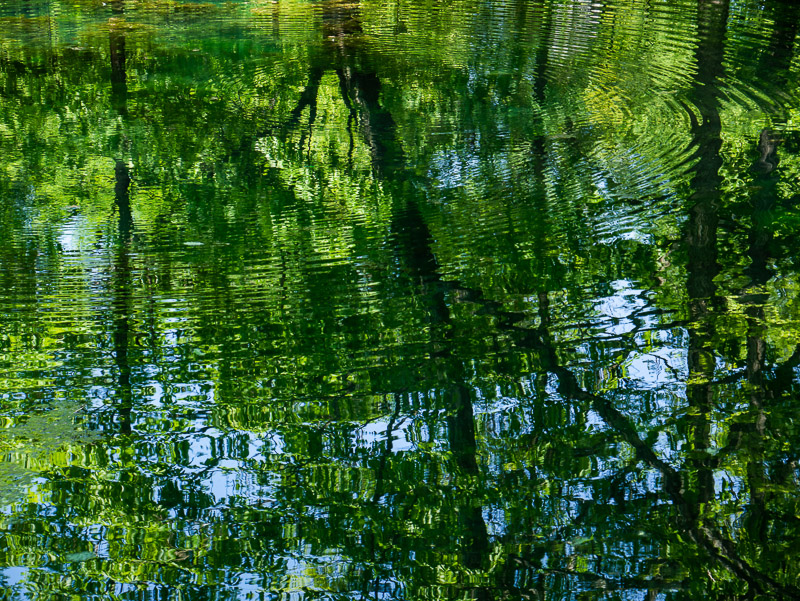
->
1;0;800;599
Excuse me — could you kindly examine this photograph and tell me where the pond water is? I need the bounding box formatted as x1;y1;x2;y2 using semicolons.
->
1;0;800;599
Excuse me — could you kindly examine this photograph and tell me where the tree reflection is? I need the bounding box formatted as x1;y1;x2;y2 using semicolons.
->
2;0;800;599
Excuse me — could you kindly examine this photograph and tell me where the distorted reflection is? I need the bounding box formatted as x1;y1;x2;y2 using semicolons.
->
1;0;800;599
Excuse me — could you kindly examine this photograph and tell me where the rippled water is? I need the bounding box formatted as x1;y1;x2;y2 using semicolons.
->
1;0;800;599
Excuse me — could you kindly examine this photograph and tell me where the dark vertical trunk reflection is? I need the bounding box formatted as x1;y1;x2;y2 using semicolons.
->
532;0;551;107
761;0;800;88
683;0;729;510
109;0;127;115
740;131;780;544
531;0;553;222
738;0;800;545
115;160;133;239
113;159;133;435
446;385;489;580
111;0;133;435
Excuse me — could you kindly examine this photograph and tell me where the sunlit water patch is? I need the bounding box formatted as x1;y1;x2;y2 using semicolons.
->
1;0;800;599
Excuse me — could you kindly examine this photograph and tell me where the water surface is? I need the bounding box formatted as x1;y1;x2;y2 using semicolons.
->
1;0;800;599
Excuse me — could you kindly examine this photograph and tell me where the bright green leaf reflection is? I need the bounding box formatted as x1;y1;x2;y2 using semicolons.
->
1;0;800;599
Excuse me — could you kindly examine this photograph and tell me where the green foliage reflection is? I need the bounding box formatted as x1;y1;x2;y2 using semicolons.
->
1;0;800;599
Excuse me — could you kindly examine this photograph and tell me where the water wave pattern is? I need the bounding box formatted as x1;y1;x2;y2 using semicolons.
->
2;0;800;599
